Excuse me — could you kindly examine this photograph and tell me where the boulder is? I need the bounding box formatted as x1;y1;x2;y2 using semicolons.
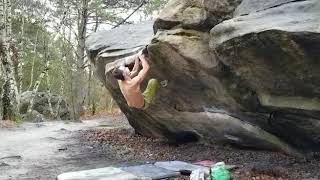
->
210;0;320;151
20;91;71;120
22;110;45;122
154;0;242;32
86;0;320;155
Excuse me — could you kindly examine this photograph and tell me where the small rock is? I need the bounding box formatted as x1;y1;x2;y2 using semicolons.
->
58;147;68;151
0;162;9;167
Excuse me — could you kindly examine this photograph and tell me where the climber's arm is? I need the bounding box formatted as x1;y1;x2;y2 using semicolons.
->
130;55;140;78
132;54;149;84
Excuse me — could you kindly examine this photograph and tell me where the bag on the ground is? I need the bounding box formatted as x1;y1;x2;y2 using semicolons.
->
210;162;230;180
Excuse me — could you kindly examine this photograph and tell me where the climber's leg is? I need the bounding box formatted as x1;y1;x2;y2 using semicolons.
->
142;79;160;109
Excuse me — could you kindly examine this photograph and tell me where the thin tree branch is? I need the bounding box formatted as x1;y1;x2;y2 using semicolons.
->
112;0;146;29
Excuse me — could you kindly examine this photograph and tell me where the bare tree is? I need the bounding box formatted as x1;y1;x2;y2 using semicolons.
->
1;0;20;121
16;6;25;94
27;36;50;114
72;0;90;120
45;70;54;117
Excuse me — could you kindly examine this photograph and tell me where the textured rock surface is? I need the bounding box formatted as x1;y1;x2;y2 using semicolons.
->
20;91;71;120
86;21;154;85
86;0;320;155
210;0;320;151
22;110;46;122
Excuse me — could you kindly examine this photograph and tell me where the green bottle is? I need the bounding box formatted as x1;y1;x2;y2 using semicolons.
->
210;162;230;180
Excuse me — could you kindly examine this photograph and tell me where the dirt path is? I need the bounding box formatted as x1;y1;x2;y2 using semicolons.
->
0;117;132;180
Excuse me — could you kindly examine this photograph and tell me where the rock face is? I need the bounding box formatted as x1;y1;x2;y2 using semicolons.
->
22;110;46;122
86;21;154;85
20;91;71;120
86;0;320;155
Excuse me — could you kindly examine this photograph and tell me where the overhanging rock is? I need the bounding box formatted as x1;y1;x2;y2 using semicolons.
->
86;21;154;86
87;0;320;156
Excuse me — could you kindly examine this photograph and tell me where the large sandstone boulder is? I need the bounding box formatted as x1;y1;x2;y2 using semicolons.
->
86;0;320;156
210;0;320;152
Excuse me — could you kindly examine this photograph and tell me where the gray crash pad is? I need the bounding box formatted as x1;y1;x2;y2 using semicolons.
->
57;167;139;180
121;164;179;179
155;161;209;174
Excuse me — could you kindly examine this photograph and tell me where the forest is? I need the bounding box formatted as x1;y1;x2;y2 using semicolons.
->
0;0;167;122
2;0;320;179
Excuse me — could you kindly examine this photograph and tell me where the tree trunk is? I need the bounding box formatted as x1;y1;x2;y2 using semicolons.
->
54;73;65;119
0;58;3;119
27;36;50;114
55;24;67;120
46;71;54;117
17;15;25;94
27;60;50;114
27;30;39;90
108;98;114;113
87;5;99;116
73;0;89;120
87;65;92;109
66;16;77;121
94;2;99;32
1;0;20;121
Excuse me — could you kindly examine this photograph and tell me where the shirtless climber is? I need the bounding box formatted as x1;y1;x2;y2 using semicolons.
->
112;50;165;109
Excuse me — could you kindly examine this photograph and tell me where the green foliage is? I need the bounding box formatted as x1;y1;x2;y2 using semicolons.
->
144;0;168;16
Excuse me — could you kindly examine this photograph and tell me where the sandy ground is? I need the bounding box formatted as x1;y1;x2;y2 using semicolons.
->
0;116;135;180
1;115;320;180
